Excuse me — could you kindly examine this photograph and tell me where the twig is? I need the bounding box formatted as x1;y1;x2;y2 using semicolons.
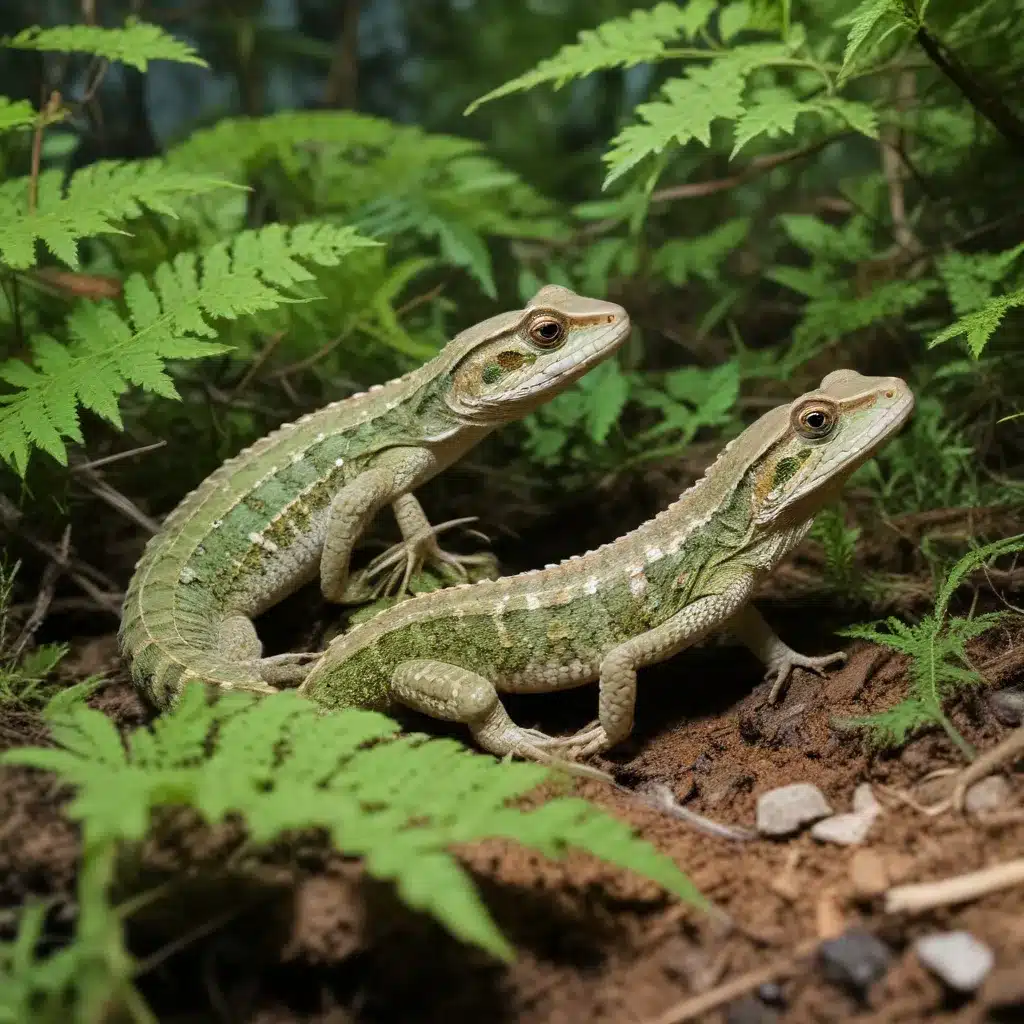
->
72;441;166;473
635;782;755;842
914;25;1024;154
232;331;285;396
74;465;161;535
0;496;121;615
9;525;71;661
644;938;820;1024
885;857;1024;914
879;71;921;257
323;0;361;108
951;726;1024;812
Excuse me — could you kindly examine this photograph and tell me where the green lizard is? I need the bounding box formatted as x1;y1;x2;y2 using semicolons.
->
299;370;914;760
119;285;630;706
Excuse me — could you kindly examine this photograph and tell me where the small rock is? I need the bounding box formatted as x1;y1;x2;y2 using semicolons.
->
964;775;1012;814
915;931;994;992
820;928;892;996
849;849;888;900
852;783;881;815
756;783;833;837
988;687;1024;727
810;810;877;846
725;995;778;1024
757;982;786;1007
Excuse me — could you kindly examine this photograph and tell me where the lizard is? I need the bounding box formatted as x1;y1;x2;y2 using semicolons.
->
119;285;631;707
297;369;915;760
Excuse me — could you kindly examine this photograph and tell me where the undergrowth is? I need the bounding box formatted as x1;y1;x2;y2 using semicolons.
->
837;534;1024;756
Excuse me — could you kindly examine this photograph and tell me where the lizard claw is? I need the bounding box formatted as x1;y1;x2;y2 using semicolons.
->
766;649;846;704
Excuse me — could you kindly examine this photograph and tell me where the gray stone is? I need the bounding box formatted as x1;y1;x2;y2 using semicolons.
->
756;783;832;837
915;931;994;992
725;995;778;1024
964;775;1012;814
810;810;878;846
988;688;1024;727
852;782;881;815
820;928;892;995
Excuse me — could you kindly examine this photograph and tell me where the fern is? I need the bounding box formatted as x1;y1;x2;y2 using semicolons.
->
0;222;380;471
836;0;913;82
929;288;1024;357
732;92;878;156
603;41;796;184
3;19;207;72
465;1;718;113
3;686;705;963
837;534;1024;755
0;97;36;134
0;160;236;270
810;506;863;594
652;217;750;285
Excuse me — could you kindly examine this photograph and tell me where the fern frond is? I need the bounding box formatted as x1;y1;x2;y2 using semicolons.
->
0;96;36;134
3;18;206;72
653;217;750;285
465;1;717;113
0;222;380;471
603;42;793;184
936;243;1024;315
836;0;912;82
929;287;1024;357
934;533;1024;620
0;160;236;269
3;687;705;961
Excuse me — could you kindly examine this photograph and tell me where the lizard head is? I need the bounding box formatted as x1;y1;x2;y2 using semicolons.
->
444;284;630;423
749;369;914;528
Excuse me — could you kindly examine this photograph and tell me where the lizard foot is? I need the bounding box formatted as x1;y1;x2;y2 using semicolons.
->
519;720;614;760
347;516;499;601
254;651;320;687
766;649;846;704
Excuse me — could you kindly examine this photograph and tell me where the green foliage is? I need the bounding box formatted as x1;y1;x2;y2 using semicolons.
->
837;534;1024;755
0;161;235;270
0;223;380;471
810;506;864;596
3;686;704;971
836;0;913;81
0;98;36;135
3;19;207;72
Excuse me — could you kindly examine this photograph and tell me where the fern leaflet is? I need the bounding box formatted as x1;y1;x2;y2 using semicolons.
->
4;686;705;961
0;96;36;134
929;287;1024;357
603;42;794;184
936;242;1024;315
0;222;380;471
837;534;1024;753
3;19;207;72
836;0;912;82
732;93;878;156
465;1;717;113
0;160;236;270
653;218;751;285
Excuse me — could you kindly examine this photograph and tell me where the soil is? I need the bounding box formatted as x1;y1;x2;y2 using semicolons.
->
2;581;1023;1024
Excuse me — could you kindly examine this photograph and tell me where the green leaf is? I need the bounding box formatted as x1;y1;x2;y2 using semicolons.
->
936;243;1024;316
929;288;1024;357
3;18;207;72
0;97;36;134
603;42;792;185
731;92;813;157
465;2;717;113
653;218;750;285
0;160;235;270
584;360;630;444
837;0;909;81
0;222;380;471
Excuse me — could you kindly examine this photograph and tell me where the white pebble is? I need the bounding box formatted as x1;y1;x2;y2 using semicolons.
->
756;783;832;837
915;932;994;992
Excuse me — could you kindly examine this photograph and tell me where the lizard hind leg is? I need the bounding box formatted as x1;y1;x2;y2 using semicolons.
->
389;659;566;760
215;614;316;690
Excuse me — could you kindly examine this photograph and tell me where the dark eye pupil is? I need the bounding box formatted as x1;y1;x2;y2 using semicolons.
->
538;322;559;338
807;412;825;428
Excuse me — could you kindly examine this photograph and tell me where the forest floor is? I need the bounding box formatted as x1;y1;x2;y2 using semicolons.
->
1;501;1023;1024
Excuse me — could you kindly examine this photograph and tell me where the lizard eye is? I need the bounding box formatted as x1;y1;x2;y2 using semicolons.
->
528;315;565;348
793;401;836;439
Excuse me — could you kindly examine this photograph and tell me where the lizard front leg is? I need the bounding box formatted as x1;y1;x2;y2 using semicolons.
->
727;604;846;703
541;583;756;759
216;614;316;689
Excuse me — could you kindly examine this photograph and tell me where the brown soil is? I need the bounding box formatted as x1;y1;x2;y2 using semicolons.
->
2;598;1023;1024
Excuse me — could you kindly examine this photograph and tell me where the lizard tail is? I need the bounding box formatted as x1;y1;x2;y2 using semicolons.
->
119;576;267;710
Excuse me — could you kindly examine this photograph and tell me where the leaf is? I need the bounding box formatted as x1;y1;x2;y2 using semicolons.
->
0;97;36;134
583;360;630;444
653;218;750;285
3;18;207;72
603;42;792;184
0;222;380;471
936;243;1024;316
731;92;813;157
0;160;235;270
816;97;879;138
929;288;1024;357
837;0;909;81
465;2;717;113
9;687;706;961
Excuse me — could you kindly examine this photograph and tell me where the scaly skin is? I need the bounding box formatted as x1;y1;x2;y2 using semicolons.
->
120;285;631;708
300;370;915;760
